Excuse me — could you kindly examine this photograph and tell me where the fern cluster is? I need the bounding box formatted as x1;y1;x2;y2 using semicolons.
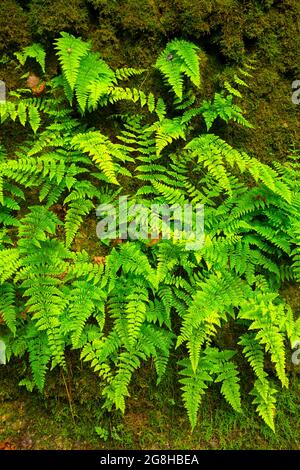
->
0;34;299;432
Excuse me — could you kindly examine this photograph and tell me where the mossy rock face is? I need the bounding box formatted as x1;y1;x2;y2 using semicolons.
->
0;0;31;54
242;67;299;162
28;0;90;40
88;0;176;36
4;0;299;75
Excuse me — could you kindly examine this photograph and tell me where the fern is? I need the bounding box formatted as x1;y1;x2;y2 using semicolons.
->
0;99;42;133
125;286;148;347
0;33;299;434
200;93;253;130
205;348;242;413
15;43;46;73
179;357;213;430
0;283;17;335
238;293;289;388
55;32;115;112
72;131;131;185
27;326;52;392
68;279;106;348
156;39;200;100
239;333;266;381
55;32;91;90
115;67;145;81
250;378;277;432
65;198;94;247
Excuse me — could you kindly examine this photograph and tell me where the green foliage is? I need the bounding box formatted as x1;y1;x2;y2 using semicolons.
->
55;32;115;112
0;283;17;335
155;39;200;100
0;98;43;133
15;43;46;73
0;33;299;434
55;33;91;90
251;378;277;432
71;131;131;185
200;93;253;130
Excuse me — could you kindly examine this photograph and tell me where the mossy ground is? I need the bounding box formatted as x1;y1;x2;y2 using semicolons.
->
1;357;300;450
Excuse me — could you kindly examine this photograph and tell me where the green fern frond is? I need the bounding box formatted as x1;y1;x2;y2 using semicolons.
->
250;378;277;432
148;117;187;155
238;294;289;387
26;326;51;392
125;287;148;347
0;283;17;334
0;248;21;283
204;348;242;413
68;280;105;347
115;67;145;81
65;199;94;247
15;43;46;73
155;39;200;100
178;357;213;430
200;93;253;130
55;32;91;91
75;53;114;111
103;350;145;413
239;333;267;381
72;131;129;184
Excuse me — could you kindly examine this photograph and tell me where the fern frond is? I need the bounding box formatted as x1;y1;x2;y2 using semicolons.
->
0;283;17;334
156;39;200;100
68;280;105;347
65;199;94;247
125;287;148;347
204;348;242;413
15;43;46;73
72;131;130;184
115;67;145;81
178;357;213;430
27;327;51;392
250;378;277;432
55;32;91;91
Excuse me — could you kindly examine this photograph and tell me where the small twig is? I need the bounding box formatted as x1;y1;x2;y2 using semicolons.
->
61;369;76;425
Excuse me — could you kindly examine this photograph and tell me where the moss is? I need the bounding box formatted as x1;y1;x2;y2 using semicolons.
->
28;0;90;40
3;0;298;73
89;24;121;66
0;0;31;54
108;1;163;35
217;63;300;163
1;0;299;164
1;357;300;449
89;0;176;36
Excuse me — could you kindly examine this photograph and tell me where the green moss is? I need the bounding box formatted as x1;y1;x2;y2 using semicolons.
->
28;0;90;40
1;358;300;449
89;0;175;35
0;0;31;54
